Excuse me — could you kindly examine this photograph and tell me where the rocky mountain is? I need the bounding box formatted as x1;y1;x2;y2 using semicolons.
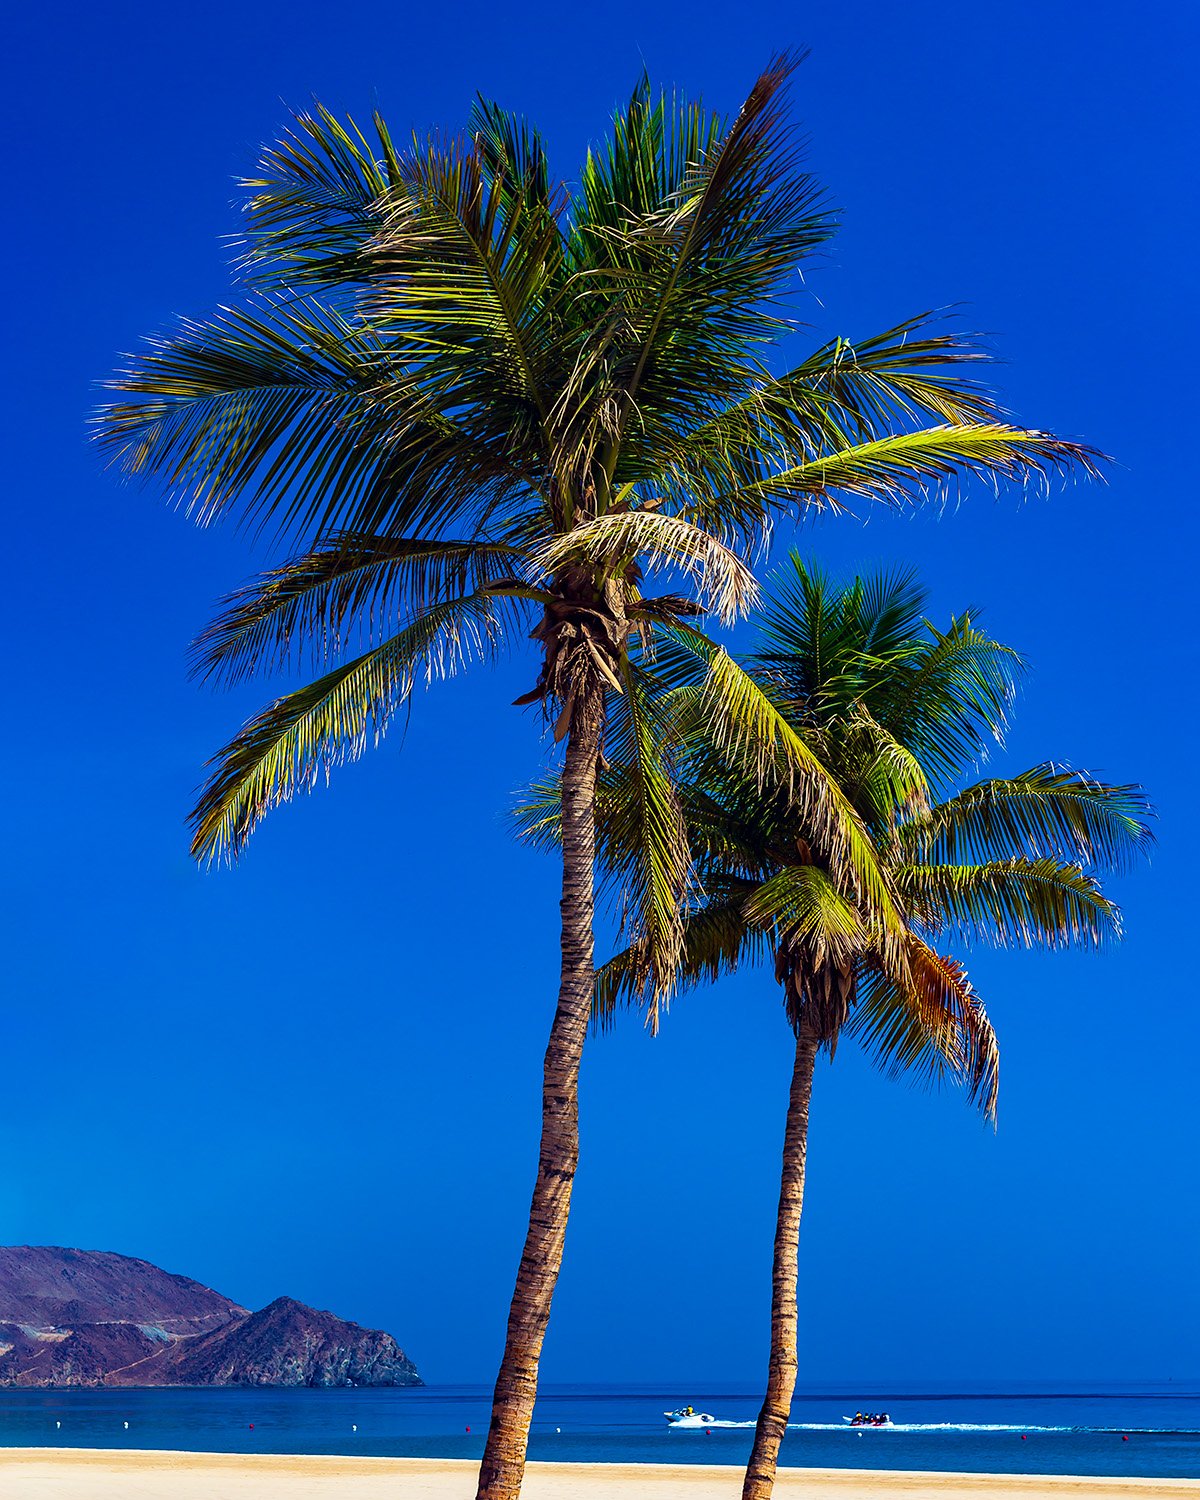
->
163;1296;417;1387
0;1247;421;1389
0;1246;245;1334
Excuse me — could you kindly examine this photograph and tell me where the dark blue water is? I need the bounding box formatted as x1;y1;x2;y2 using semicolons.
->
1;1383;1198;1479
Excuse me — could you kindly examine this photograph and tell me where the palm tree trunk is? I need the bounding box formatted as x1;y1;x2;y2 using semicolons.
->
741;1019;819;1500
476;688;606;1500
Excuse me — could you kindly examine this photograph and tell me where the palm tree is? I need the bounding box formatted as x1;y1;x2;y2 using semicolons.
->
545;559;1152;1500
96;61;1098;1499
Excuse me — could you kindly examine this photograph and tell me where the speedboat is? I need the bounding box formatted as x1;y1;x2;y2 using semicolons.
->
665;1407;717;1428
842;1413;893;1427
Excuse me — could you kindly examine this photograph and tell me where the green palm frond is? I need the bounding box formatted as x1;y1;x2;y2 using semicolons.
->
748;558;1021;788
579;56;831;414
512;773;564;853
751;556;929;700
97;298;517;546
191;534;528;684
710;423;1105;516
367;134;564;430
901;766;1155;872
899;857;1122;949
869;614;1023;784
593;876;766;1029
820;706;933;830
598;657;693;1021
784;314;1001;433
663;315;1002;498
238;103;404;280
191;592;507;861
743;865;864;971
470;97;558;220
658;624;906;953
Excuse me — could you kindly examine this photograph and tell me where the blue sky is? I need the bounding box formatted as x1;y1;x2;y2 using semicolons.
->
3;0;1197;1387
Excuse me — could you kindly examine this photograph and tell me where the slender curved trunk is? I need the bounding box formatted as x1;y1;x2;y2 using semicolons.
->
476;689;605;1500
742;1019;819;1500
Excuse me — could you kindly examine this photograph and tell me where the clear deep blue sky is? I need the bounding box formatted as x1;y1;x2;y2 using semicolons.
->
4;1;1197;1388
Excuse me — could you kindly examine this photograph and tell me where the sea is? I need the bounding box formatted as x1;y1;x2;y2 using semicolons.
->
1;1382;1198;1479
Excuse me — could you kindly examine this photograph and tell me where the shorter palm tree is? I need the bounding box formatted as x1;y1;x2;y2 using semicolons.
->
522;558;1152;1500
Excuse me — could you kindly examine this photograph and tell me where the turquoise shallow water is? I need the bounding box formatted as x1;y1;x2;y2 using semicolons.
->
1;1383;1198;1479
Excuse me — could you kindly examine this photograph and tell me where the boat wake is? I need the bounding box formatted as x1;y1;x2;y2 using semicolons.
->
793;1421;1074;1432
672;1420;1196;1434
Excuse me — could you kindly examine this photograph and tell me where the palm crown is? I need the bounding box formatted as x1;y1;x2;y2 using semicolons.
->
580;557;1152;1108
98;59;1096;884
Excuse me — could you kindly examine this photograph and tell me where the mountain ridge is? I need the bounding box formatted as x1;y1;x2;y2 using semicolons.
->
0;1246;421;1388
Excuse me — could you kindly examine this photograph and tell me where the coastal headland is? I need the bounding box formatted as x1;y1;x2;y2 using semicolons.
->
1;1451;1196;1499
0;1247;420;1388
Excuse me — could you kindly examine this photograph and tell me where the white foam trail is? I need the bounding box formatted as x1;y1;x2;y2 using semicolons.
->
668;1420;758;1429
787;1422;1075;1433
671;1418;1196;1435
674;1421;1089;1433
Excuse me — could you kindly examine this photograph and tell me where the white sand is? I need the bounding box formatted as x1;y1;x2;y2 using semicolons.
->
1;1449;1197;1499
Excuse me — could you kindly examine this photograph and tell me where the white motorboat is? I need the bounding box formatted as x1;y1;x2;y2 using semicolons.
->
665;1407;717;1428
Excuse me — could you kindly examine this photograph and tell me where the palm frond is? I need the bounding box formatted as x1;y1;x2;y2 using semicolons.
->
191;534;527;684
743;865;864;972
710;423;1105;515
836;707;933;829
366;132;565;430
658;623;907;958
470;97;558;220
512;773;564;853
558;57;833;484
899;857;1122;950
660;313;1003;497
751;556;929;700
238;103;405;280
534;510;758;624
96;298;518;546
851;939;999;1118
608;55;830;404
901;766;1155;872
596;657;693;1025
869;614;1023;784
593;876;766;1029
783;313;1002;433
190;592;507;860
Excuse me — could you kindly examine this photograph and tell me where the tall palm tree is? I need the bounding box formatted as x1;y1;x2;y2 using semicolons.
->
539;559;1152;1500
96;61;1098;1498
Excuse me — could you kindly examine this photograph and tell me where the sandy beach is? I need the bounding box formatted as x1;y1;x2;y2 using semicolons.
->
1;1450;1196;1499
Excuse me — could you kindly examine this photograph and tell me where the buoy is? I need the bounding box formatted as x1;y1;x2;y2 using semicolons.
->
556;1428;561;1434
123;1422;129;1430
1021;1435;1027;1441
466;1426;471;1434
1123;1435;1129;1442
250;1424;255;1430
56;1421;61;1430
352;1424;357;1433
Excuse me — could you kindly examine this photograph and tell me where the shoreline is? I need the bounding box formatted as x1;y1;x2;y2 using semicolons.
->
2;1449;1197;1498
